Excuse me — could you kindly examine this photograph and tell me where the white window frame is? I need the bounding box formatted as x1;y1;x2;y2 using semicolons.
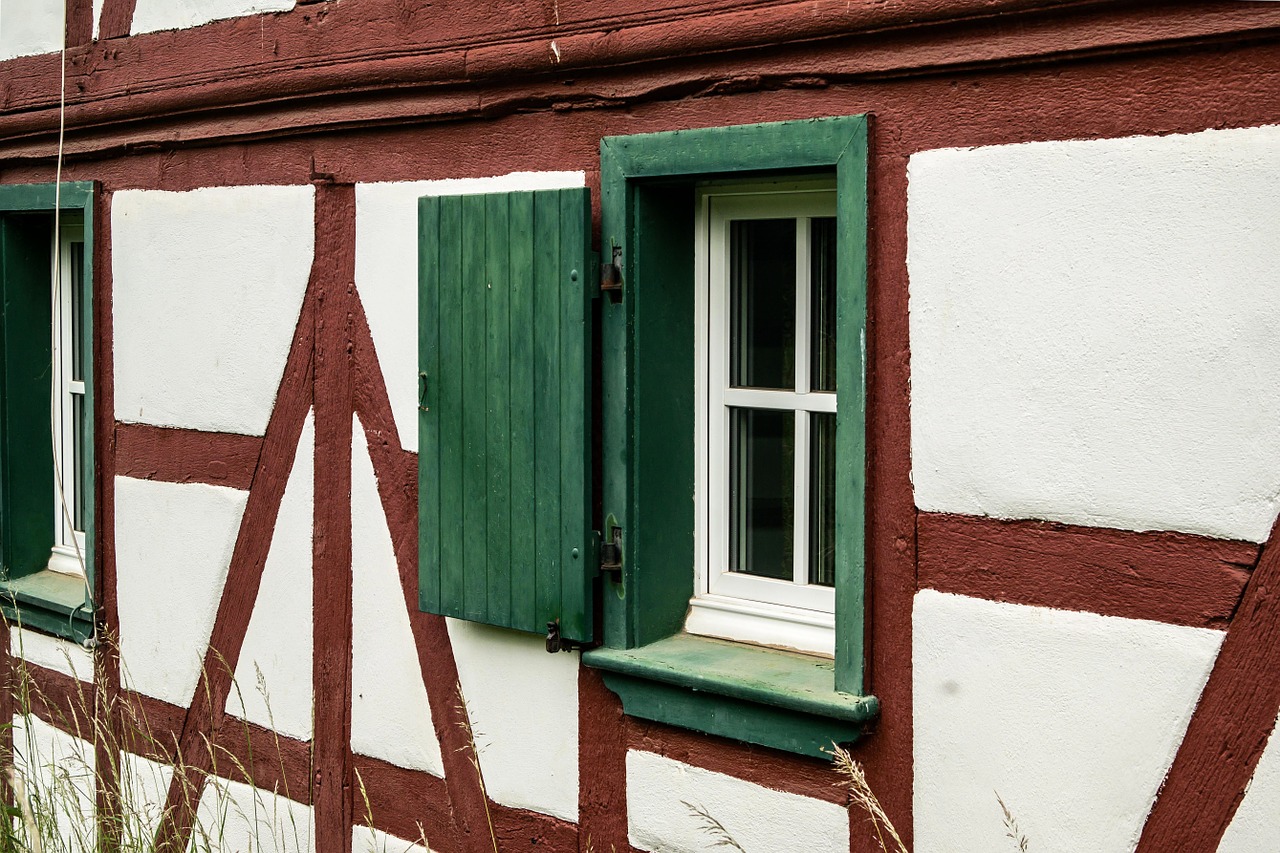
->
48;219;86;579
688;182;838;657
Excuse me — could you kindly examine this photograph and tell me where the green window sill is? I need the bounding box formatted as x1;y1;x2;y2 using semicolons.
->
0;570;93;643
582;633;878;759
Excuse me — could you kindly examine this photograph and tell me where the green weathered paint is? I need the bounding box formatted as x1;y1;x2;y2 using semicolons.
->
0;181;96;631
418;188;594;643
596;116;870;695
584;634;878;758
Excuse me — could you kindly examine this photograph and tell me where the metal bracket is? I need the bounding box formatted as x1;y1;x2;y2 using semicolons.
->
599;514;622;576
600;243;623;304
545;620;582;653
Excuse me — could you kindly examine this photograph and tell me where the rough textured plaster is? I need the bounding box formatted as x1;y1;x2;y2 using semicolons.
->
909;124;1280;543
350;415;443;775
0;2;63;59
119;752;175;843
913;589;1224;853
1217;710;1280;852
115;477;247;705
194;775;315;853
447;618;579;821
112;184;313;436
13;714;95;851
228;413;314;740
11;627;94;683
353;172;585;454
626;750;849;853
351;824;434;853
131;0;295;35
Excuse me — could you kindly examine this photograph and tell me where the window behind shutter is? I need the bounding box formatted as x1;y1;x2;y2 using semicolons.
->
418;187;594;643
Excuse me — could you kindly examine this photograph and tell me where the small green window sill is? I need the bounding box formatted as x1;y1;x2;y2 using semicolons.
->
0;570;93;643
582;633;878;759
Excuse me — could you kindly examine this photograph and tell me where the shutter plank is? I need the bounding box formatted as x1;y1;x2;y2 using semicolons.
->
417;196;442;614
507;192;538;632
533;192;564;631
559;189;591;640
460;194;488;621
484;193;513;629
436;196;466;616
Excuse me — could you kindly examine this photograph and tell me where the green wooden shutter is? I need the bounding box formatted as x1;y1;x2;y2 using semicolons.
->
419;187;594;643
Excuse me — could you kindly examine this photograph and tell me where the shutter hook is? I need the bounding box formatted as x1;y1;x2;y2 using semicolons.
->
418;371;429;412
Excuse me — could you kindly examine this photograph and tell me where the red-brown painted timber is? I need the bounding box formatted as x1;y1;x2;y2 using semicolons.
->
65;0;95;50
351;297;499;853
919;513;1259;629
114;422;262;491
351;755;454;853
577;667;631;852
1137;514;1280;851
97;0;137;41
153;285;315;852
311;181;356;853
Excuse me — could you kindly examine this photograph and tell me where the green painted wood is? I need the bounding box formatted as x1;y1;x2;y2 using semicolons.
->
417;196;442;614
0;569;94;642
598;116;870;691
419;187;594;642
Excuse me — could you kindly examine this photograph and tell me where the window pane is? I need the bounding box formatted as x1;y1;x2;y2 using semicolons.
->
809;411;836;586
729;407;794;581
71;241;84;383
810;217;837;392
72;393;84;532
730;219;795;389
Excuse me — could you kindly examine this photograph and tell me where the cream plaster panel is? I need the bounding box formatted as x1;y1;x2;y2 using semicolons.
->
194;776;315;853
120;752;175;843
913;589;1224;853
626;750;848;853
447;618;579;821
13;714;96;851
354;172;585;454
228;412;313;740
112;184;313;436
0;1;63;59
1218;710;1280;852
131;0;294;34
352;824;434;853
909;124;1280;543
351;416;443;775
116;477;247;705
12;627;94;683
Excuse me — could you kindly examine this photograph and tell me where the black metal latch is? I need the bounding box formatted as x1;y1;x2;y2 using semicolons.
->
599;515;622;576
545;620;582;653
600;243;623;304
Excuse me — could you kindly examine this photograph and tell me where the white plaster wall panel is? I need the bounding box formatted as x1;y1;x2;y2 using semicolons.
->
1218;710;1280;852
913;589;1224;853
12;626;94;683
908;124;1280;543
351;416;443;775
0;1;63;59
228;412;314;740
193;776;315;853
626;750;849;853
447;618;579;820
113;185;313;436
354;172;585;454
93;0;105;39
119;752;175;844
115;477;248;705
131;0;294;35
352;824;434;853
13;714;96;851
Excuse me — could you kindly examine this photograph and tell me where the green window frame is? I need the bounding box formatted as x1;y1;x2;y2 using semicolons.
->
0;182;96;643
581;116;877;757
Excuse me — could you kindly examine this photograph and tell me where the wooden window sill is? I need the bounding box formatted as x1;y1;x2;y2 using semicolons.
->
0;570;93;643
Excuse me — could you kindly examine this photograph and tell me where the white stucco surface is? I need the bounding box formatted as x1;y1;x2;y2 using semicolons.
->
13;714;96;851
113;184;313;436
351;417;443;775
909;124;1280;543
228;413;313;740
913;589;1224;853
131;0;295;34
1218;710;1280;852
12;626;94;683
194;776;315;853
447;618;579;821
626;750;849;853
0;1;63;59
119;752;175;842
354;172;585;454
352;824;434;853
116;477;247;706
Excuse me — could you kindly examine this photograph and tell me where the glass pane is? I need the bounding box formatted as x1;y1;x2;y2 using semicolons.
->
70;241;84;383
810;217;837;392
72;393;84;532
809;412;836;586
729;407;794;581
730;219;795;389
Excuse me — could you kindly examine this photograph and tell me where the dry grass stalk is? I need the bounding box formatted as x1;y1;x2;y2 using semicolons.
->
828;744;908;853
681;799;745;851
454;684;499;853
996;791;1030;852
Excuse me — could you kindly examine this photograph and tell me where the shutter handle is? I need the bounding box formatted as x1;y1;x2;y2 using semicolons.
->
418;371;429;412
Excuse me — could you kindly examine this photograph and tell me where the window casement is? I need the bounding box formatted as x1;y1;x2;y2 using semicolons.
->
417;117;875;757
0;182;96;642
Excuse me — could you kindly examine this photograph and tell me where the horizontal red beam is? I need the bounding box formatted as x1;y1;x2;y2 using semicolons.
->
918;512;1259;628
115;422;262;491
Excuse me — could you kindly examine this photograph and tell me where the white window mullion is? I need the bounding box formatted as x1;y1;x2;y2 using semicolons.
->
792;410;810;586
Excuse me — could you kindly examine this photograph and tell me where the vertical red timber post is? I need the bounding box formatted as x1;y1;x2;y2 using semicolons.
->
312;181;356;853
